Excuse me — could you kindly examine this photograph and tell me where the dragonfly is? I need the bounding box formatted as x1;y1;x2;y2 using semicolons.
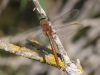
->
9;9;82;69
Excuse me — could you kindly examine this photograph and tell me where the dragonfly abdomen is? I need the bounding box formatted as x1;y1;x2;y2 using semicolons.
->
48;35;60;69
40;14;60;69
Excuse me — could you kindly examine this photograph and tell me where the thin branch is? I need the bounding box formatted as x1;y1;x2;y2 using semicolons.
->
0;40;64;69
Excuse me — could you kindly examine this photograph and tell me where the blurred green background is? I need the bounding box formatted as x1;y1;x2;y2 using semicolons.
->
0;0;100;75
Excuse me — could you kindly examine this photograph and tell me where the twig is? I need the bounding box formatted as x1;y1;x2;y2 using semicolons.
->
32;0;85;75
0;40;64;69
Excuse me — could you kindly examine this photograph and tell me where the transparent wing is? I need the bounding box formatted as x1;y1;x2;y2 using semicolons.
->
54;23;83;38
9;26;42;45
51;9;79;25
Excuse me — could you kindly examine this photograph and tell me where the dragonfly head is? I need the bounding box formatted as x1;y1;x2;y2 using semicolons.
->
39;13;47;20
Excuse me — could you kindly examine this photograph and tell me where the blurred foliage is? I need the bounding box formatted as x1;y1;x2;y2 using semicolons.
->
83;35;100;48
19;0;28;12
0;65;30;75
87;66;100;75
0;49;16;57
72;26;91;42
0;0;39;36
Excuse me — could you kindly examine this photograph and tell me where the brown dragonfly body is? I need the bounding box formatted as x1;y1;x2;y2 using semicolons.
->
40;14;60;68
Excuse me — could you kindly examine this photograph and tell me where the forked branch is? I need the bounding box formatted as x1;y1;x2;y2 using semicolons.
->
32;0;86;75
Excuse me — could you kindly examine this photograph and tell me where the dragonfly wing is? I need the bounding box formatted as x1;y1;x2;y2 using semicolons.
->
51;9;79;25
54;23;83;38
9;26;42;45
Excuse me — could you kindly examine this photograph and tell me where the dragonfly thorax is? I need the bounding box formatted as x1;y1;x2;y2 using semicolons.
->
40;18;52;36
